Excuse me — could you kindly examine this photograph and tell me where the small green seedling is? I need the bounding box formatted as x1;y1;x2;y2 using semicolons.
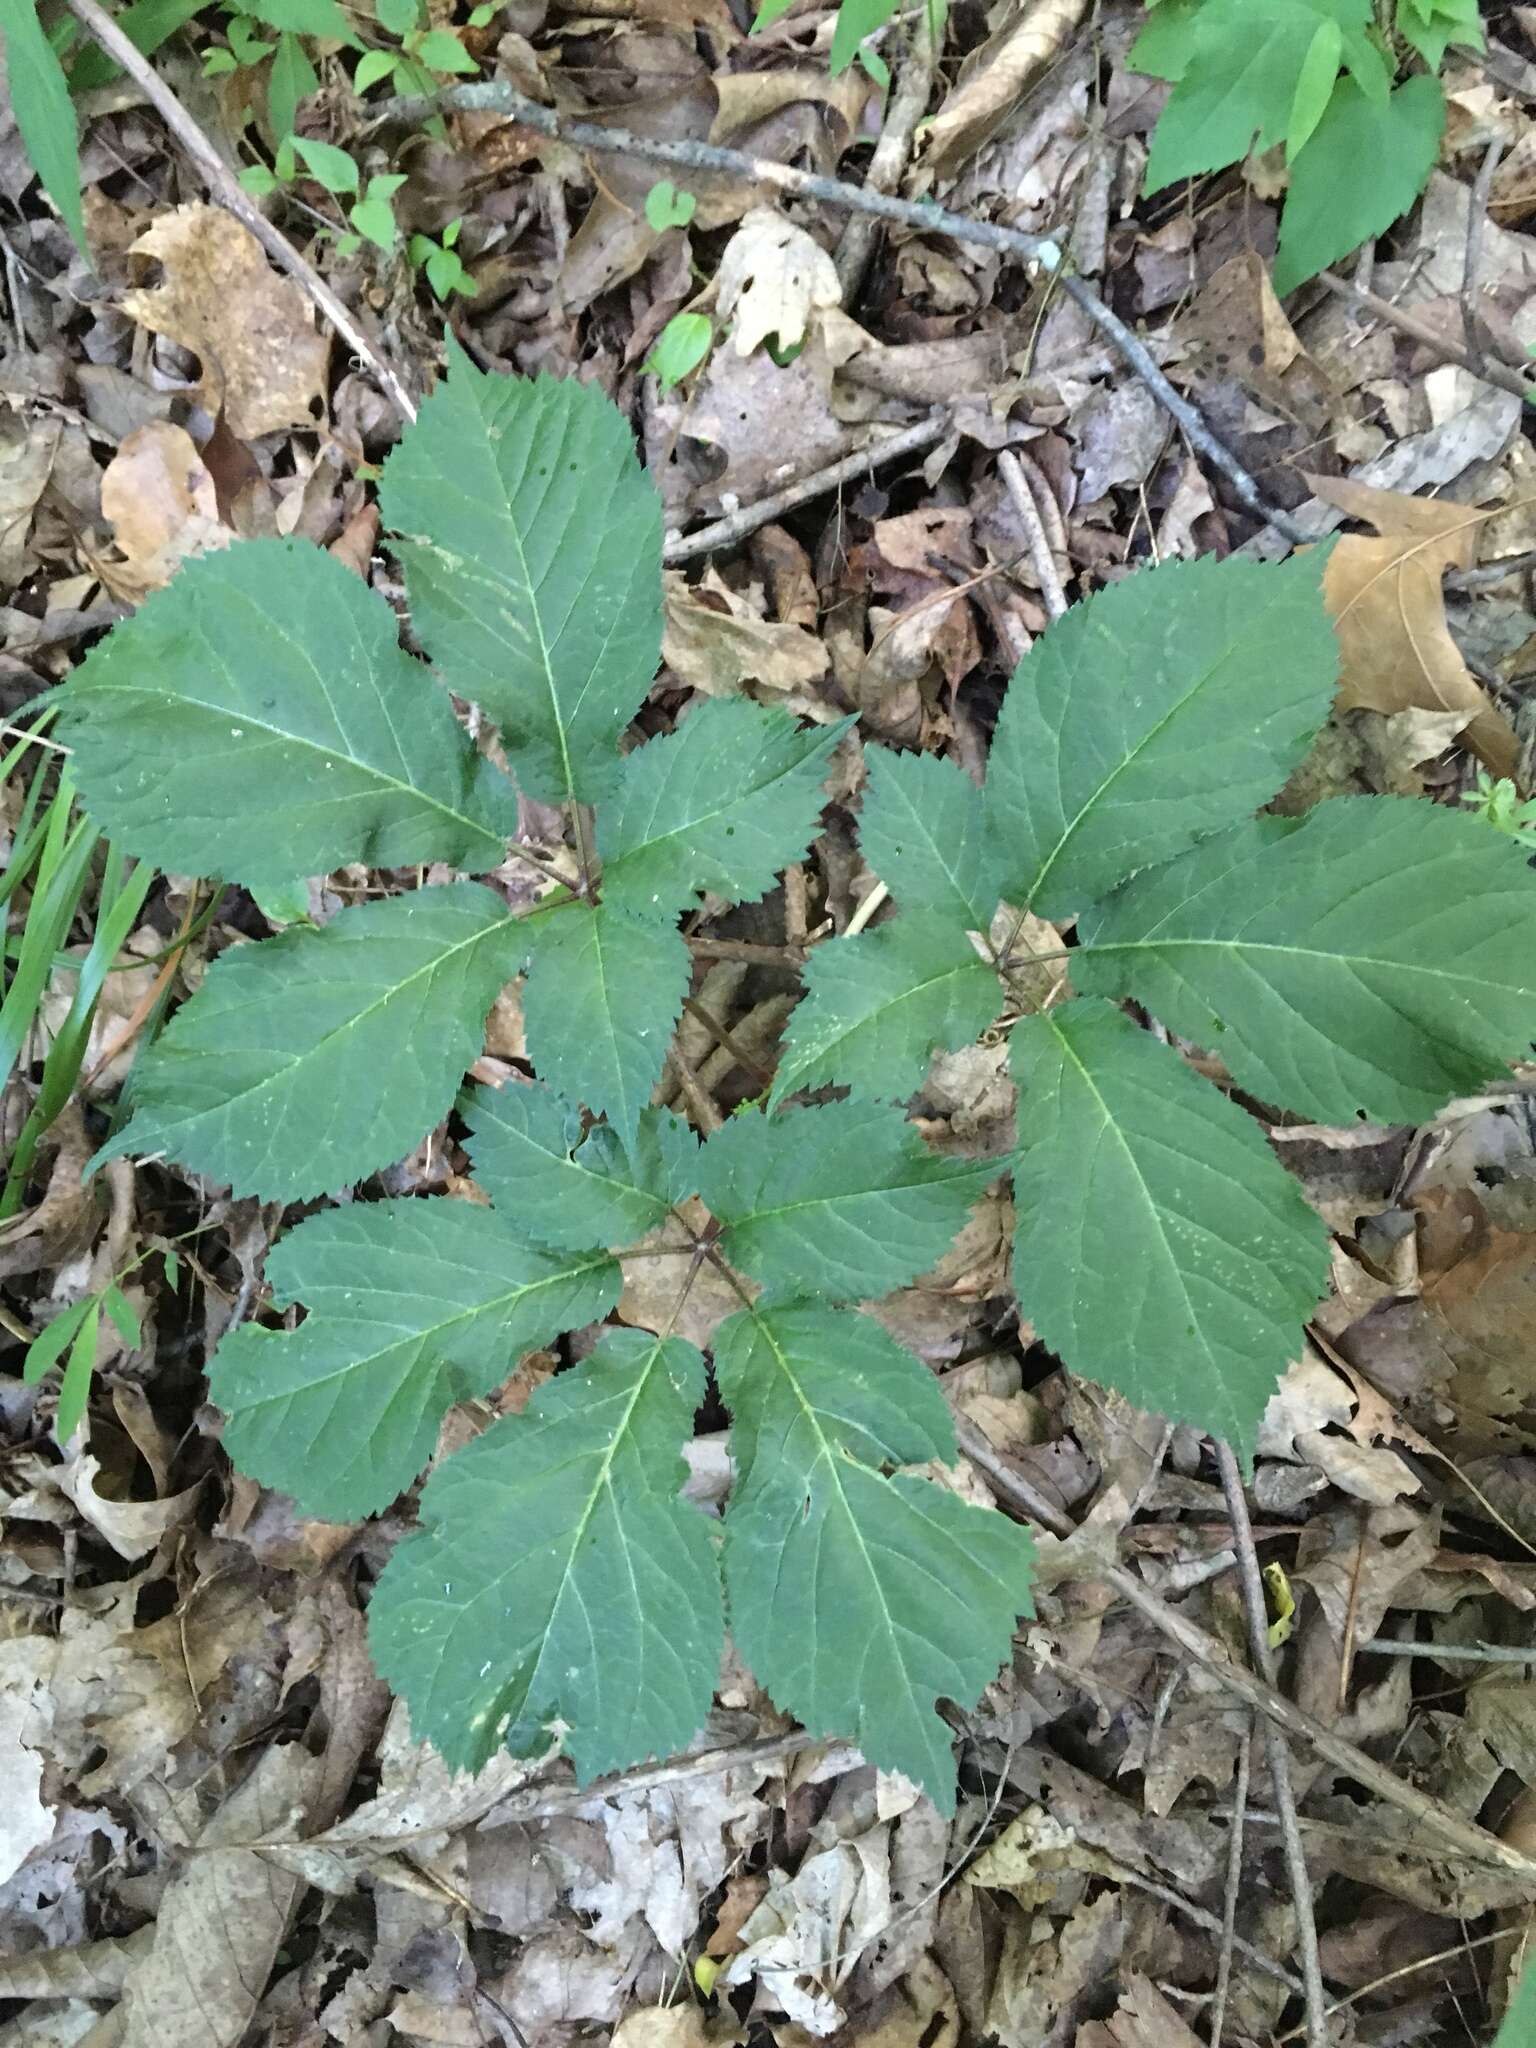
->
409;218;478;300
645;311;713;390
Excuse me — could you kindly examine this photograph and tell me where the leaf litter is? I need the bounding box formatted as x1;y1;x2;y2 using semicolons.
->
7;1;1536;2044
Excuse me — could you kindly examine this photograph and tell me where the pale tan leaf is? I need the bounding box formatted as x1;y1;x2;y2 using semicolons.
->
1306;475;1518;777
118;1744;324;2048
663;569;830;704
123;206;330;438
716;210;841;358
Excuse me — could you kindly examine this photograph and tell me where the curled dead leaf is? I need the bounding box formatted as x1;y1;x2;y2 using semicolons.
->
97;423;231;600
1306;475;1519;779
922;0;1092;173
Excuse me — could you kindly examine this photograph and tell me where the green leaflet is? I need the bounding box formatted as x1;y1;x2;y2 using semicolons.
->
716;1304;1034;1806
1493;1959;1536;2048
983;550;1339;919
522;902;690;1142
1077;798;1536;1126
54;539;516;891
210;1203;619;1520
599;700;850;921
0;0;87;256
1272;75;1446;296
93;884;522;1201
857;749;1001;931
369;1329;721;1778
1011;1002;1329;1465
1142;0;1383;194
698;1099;992;1300
770;914;1002;1108
828;0;897;72
380;343;662;807
464;1083;698;1250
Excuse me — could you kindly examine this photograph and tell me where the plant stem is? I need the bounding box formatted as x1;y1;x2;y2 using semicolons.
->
1213;1440;1328;2048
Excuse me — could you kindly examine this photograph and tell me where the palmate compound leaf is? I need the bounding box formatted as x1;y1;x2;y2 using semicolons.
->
983;550;1339;920
599;701;853;922
1076;797;1536;1126
1011;1001;1329;1463
368;1328;722;1779
209;1202;620;1521
716;1303;1034;1806
93;883;524;1200
856;748;1002;931
768;914;1002;1109
53;539;517;893
379;342;662;808
697;1098;992;1300
521;902;690;1143
463;1082;699;1250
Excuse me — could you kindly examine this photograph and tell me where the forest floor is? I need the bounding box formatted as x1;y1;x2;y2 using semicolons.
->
5;2;1536;2045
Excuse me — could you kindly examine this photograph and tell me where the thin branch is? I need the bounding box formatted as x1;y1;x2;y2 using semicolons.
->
1314;267;1536;407
999;449;1069;618
1358;1637;1536;1665
1462;136;1503;375
63;0;418;424
1210;1721;1252;2047
664;414;951;565
1214;1441;1328;2048
372;84;1312;540
954;1416;1536;1881
834;10;941;302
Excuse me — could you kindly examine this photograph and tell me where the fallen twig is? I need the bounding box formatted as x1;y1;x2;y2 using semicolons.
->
1314;267;1536;407
955;1416;1536;1883
64;0;418;425
664;414;951;564
1215;1440;1328;2048
1210;1721;1252;2046
834;12;940;302
374;84;1312;540
999;448;1069;617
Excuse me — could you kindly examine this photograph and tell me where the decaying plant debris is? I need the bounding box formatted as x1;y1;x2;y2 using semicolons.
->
5;1;1536;2044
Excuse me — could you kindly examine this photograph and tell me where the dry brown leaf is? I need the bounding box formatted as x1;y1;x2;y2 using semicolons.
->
0;1646;53;1887
717;210;841;358
663;569;831;705
0;407;60;593
117;1744;323;2048
1419;1199;1536;1445
1081;1975;1206;2048
922;0;1092;172
97;422;230;600
1306;475;1519;777
613;2009;743;2048
123;206;330;438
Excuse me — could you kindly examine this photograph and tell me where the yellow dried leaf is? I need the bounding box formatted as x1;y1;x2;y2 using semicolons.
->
1306;475;1518;778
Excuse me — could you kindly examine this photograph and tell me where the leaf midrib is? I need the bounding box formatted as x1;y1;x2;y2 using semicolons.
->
1027;584;1291;909
748;1310;915;1700
152;899;517;1128
238;1254;610;1404
1045;1015;1245;1442
102;648;503;863
1083;931;1531;994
